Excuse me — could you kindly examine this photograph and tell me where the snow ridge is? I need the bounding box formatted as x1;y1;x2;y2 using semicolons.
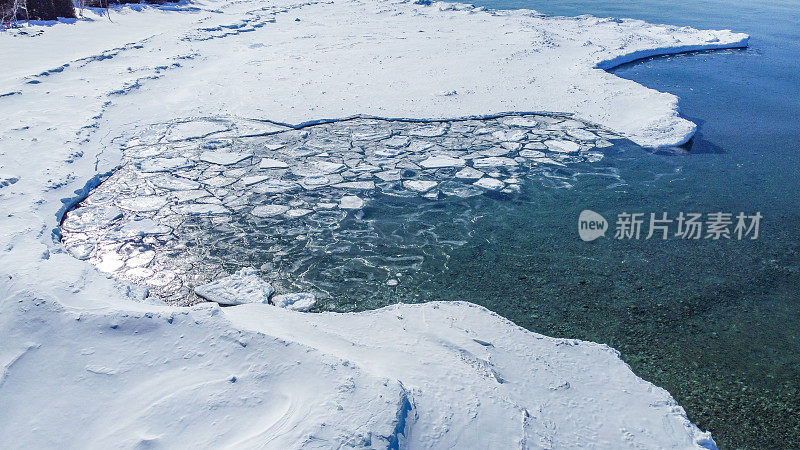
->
595;39;750;71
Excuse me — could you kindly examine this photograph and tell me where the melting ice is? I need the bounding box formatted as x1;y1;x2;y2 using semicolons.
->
61;115;622;305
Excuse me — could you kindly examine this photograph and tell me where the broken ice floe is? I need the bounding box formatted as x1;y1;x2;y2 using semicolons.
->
61;114;622;305
271;292;316;312
194;267;274;305
194;266;316;310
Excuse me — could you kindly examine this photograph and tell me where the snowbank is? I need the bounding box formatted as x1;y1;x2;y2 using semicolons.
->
0;297;716;448
0;0;746;447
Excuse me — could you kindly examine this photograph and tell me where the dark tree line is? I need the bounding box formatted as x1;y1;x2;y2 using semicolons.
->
2;0;76;22
2;0;171;23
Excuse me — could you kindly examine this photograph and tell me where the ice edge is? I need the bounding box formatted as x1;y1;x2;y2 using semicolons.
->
597;34;750;148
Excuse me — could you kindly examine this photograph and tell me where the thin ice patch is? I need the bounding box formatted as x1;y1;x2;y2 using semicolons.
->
61;115;623;304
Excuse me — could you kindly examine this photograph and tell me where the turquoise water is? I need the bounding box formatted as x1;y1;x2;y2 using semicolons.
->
440;0;800;447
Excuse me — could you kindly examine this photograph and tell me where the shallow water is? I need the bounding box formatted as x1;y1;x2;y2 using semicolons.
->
453;0;800;447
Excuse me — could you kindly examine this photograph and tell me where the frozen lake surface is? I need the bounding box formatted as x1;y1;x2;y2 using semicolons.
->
61;114;623;305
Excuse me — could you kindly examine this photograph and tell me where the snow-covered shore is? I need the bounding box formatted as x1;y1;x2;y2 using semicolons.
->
1;297;716;448
0;0;747;447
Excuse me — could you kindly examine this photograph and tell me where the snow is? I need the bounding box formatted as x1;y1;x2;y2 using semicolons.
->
383;135;412;148
519;149;546;158
149;174;201;190
408;125;448;137
240;175;269;186
64;242;95;260
501;116;540;127
0;0;745;446
166;120;230;141
202;175;236;187
194;267;274;305
376;169;402;181
271;292;316;311
492;129;528;142
332;181;375;190
291;162;344;177
252;179;299;193
0;297;717;448
196;269;315;310
0;173;20;188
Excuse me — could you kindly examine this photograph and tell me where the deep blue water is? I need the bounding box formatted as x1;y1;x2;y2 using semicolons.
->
429;0;800;447
464;1;800;206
